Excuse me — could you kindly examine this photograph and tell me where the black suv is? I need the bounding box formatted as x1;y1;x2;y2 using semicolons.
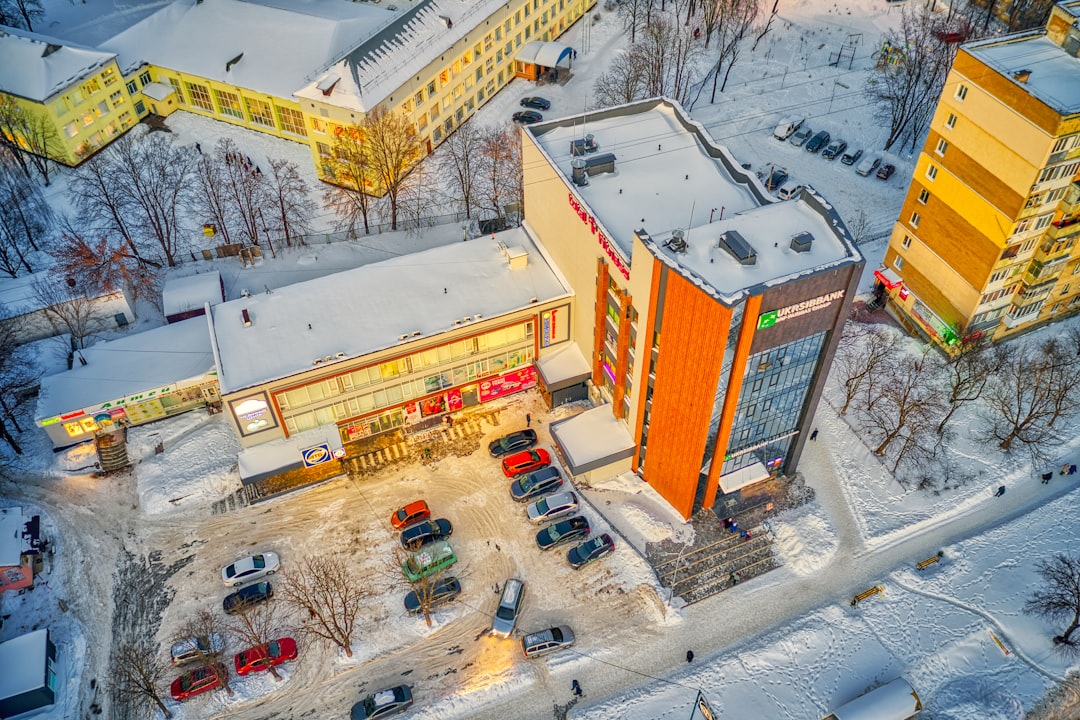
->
223;581;273;614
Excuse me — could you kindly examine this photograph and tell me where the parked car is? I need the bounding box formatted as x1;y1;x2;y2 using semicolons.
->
777;181;803;201
772;117;804;141
805;130;831;153
526;491;579;524
351;685;414;720
762;165;788;191
821;138;848;160
856;155;882;176
488;429;538;457
390;500;430;530
491;578;525;638
521;625;576;658
535;516;590;550
223;581;273;615
404;576;462;614
789;126;813;147
512;110;543;124
170;633;225;666
400;518;454;549
510;466;563;502
221;551;280;587
876;163;897;180
401;540;457;582
840;147;863;166
170;663;227;701
233;638;298;676
520;96;551;110
567;533;616;569
502;448;551;477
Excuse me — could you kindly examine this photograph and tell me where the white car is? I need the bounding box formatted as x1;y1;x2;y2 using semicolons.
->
772;117;804;141
221;551;280;587
777;181;803;201
856;155;882;177
526;491;579;524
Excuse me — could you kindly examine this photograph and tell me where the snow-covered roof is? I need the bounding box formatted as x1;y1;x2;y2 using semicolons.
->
162;271;223;319
102;0;393;98
530;99;862;303
0;271;122;319
0;506;24;567
0;27;116;102
237;424;342;483
551;404;634;472
535;343;591;388
0;629;48;700
515;41;573;68
210;226;572;394
295;0;508;112
966;33;1080;114
141;81;174;101
826;678;920;720
35;317;216;422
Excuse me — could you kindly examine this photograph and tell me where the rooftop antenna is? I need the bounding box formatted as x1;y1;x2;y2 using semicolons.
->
685;200;696;243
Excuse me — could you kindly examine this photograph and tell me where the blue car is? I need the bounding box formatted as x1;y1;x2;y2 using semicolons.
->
567;534;615;570
489;429;538;457
223;581;273;614
400;518;453;549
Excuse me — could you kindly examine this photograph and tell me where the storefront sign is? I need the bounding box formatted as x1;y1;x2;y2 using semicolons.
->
301;443;333;467
229;393;279;436
568;193;630;280
479;366;537;402
757;290;845;329
541;305;570;347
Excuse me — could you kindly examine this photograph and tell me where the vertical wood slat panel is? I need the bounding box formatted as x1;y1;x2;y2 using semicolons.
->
631;258;663;473
592;259;610;387
643;272;731;519
612;291;632;418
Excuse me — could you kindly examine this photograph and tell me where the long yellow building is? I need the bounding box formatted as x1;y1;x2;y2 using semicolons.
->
0;0;593;180
882;0;1080;349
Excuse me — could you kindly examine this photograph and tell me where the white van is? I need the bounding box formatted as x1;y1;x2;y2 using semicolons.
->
822;678;922;720
773;117;804;141
777;181;803;200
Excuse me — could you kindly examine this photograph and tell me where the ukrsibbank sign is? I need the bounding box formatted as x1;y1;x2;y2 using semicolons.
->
757;290;845;329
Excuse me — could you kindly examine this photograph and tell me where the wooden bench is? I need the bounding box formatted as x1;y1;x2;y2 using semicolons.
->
850;584;884;606
916;551;944;571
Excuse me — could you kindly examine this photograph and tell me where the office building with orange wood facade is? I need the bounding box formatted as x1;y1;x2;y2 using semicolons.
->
523;98;864;520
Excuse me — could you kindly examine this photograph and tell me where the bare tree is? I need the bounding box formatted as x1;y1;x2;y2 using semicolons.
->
592;50;648;108
833;322;899;415
859;352;947;470
174;611;232;695
864;5;958;151
0;160;49;277
1026;554;1080;653
66;152;144;261
616;0;652;43
214;138;271;248
0;316;37;456
225;596;294;681
476;126;521;223
0;100;59;184
636;16;702;105
49;225;158;303
265;158;315;247
364;107;424;231
436;120;484;220
395;160;439;233
190;150;238;246
0;0;44;31
109;642;174;718
31;274;102;349
979;338;1080;456
278;556;369;658
325;126;377;235
937;340;1006;434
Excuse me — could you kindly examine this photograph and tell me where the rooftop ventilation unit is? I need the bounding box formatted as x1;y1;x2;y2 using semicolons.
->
571;158;589;187
225;53;244;73
399;334;410;340
411;330;422;336
664;229;688;253
463;316;472;322
1013;69;1032;83
313;358;323;365
324;356;333;363
474;313;482;319
570;134;599;156
718;230;757;266
790;232;814;253
335;352;346;358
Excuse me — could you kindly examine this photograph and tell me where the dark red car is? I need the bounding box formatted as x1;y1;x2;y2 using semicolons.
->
876;163;896;180
170;663;227;701
391;500;430;530
234;638;298;676
501;449;551;477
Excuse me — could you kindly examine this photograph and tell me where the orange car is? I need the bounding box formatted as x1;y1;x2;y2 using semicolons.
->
501;449;551;477
391;500;430;530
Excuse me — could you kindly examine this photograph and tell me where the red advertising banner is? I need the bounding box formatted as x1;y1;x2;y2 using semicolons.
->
447;389;463;411
479;366;538;403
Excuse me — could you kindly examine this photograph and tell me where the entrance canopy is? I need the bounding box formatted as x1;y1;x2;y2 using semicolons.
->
515;41;573;68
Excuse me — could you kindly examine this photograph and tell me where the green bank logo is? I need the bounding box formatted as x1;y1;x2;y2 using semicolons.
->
757;290;845;330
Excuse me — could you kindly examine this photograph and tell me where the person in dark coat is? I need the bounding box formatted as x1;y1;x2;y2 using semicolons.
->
571;679;582;697
810;428;819;441
686;650;695;663
526;412;532;427
995;485;1006;497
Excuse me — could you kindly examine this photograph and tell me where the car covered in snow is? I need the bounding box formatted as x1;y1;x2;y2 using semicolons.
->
789;126;813;147
840;147;863;166
856;155;882;176
821;138;848;160
772;117;804;141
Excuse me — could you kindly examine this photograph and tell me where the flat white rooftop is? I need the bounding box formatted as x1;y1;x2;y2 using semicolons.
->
530;99;860;303
0;629;48;700
968;34;1080;114
211;227;572;394
0;506;24;567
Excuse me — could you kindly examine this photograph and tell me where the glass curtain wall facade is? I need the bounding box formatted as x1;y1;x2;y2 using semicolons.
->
274;321;534;437
720;331;826;475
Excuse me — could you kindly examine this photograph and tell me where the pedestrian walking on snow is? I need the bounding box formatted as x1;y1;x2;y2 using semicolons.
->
810;428;819;441
1042;472;1054;484
686;650;695;663
571;679;582;697
1061;463;1070;476
526;413;532;427
995;485;1006;497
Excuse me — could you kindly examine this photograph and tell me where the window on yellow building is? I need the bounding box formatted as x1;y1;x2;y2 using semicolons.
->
442;96;451;110
910;211;920;228
935;139;947;156
312;118;327;133
926;165;937;181
168;77;183;101
275;105;307;136
945;113;957;129
453;83;464;98
427;80;437;95
417;114;429;130
918;189;929;204
893;256;904;271
186;82;213;111
134;100;145;115
120;111;132;126
401;99;412;114
109;91;124;106
102;67;116;86
431;104;440;120
901;235;912;249
139;71;152;86
414;90;424;106
524;4;530;17
63;122;78;138
71;89;84;106
453;60;461;75
955;84;967;101
213;89;244;119
524;25;532;39
317;142;331;156
126;80;138;95
440;69;450;84
246;97;275;127
81;112;95;126
496;26;503;40
83;78;100;95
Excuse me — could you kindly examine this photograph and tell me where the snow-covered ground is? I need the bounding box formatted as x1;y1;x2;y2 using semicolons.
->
5;0;1080;719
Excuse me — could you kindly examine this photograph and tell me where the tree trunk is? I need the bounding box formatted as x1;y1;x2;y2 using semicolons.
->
154;697;173;719
0;416;23;454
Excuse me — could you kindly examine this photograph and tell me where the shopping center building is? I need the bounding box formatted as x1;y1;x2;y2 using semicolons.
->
522;98;864;519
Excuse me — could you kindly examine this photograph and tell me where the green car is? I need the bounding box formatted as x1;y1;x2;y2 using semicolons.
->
401;540;457;582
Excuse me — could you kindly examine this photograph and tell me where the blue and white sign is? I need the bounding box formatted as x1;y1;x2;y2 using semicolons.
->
301;443;333;467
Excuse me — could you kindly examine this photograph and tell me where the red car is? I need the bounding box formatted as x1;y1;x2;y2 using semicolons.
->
501;449;551;477
170;663;227;701
391;500;430;530
234;637;298;676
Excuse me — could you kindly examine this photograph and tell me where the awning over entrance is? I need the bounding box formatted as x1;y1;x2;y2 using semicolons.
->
515;41;574;68
873;266;903;289
142;82;176;102
550;404;634;475
718;461;770;494
238;425;343;485
536;343;590;392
